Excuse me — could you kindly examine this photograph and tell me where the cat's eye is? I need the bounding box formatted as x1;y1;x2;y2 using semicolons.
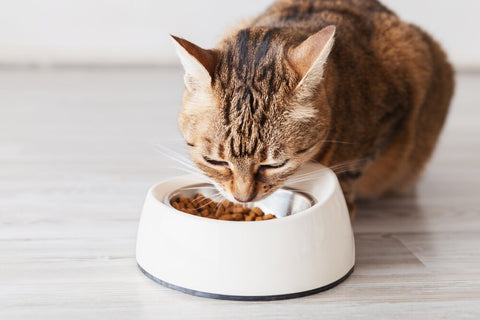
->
203;156;229;167
295;143;316;155
259;160;289;171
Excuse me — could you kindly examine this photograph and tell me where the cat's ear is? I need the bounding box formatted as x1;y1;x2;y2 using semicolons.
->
171;35;217;92
288;25;336;91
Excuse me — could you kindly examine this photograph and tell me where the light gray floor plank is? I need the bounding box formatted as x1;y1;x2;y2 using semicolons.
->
0;69;479;319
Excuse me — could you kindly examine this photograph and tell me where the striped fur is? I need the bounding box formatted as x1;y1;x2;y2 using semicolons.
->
173;0;454;214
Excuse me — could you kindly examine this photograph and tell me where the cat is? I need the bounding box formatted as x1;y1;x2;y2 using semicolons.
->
171;0;454;217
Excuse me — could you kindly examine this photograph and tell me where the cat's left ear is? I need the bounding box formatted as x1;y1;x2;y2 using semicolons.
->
171;35;217;92
288;25;336;92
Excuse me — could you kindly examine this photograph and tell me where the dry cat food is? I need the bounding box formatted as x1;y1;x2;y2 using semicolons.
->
171;194;276;221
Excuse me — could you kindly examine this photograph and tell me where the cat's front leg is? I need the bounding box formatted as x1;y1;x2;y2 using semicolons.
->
345;197;357;220
338;175;358;220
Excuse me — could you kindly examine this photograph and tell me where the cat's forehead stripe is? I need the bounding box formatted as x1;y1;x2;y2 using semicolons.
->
236;29;251;66
218;143;225;159
259;147;268;162
228;136;259;158
215;28;299;161
254;29;276;67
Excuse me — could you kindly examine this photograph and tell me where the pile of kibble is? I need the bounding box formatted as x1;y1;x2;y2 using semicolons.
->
170;194;276;221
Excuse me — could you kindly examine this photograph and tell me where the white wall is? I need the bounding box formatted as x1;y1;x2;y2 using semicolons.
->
0;0;477;68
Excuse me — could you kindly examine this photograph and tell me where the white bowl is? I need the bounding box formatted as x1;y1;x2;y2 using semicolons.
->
136;163;355;300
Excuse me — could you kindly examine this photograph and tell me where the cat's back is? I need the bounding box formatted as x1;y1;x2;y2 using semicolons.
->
252;0;432;72
252;0;452;108
253;0;396;35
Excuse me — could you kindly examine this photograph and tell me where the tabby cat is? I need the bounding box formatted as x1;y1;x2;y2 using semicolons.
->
171;0;454;217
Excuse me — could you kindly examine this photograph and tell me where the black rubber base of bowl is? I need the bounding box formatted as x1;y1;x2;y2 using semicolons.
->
137;263;354;301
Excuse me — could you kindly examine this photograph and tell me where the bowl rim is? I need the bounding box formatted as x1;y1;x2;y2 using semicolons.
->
163;182;317;221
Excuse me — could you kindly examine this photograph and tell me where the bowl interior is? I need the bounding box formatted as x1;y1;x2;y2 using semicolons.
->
165;183;316;218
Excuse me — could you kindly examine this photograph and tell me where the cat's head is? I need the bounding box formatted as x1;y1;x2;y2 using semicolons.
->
172;26;335;202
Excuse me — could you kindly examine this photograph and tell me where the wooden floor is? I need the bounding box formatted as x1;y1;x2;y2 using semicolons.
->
1;68;479;319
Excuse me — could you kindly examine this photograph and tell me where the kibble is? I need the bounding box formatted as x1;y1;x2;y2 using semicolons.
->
171;194;276;221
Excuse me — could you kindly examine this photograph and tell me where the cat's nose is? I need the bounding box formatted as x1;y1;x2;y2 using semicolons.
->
233;175;255;202
233;194;256;203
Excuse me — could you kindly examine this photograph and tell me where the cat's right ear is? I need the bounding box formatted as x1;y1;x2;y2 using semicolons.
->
171;35;217;92
288;26;336;92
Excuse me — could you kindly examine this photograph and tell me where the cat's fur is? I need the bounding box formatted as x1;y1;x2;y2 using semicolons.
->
172;0;454;217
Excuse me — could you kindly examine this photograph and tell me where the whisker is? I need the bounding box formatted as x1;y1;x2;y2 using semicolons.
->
214;198;224;212
196;193;223;209
154;143;201;174
328;157;370;172
158;155;199;173
165;165;201;174
317;140;356;145
177;186;218;192
287;170;329;183
191;192;222;205
287;157;370;183
157;147;193;166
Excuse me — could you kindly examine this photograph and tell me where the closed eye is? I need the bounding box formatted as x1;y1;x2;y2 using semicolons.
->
203;156;229;167
259;160;289;171
295;143;316;155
